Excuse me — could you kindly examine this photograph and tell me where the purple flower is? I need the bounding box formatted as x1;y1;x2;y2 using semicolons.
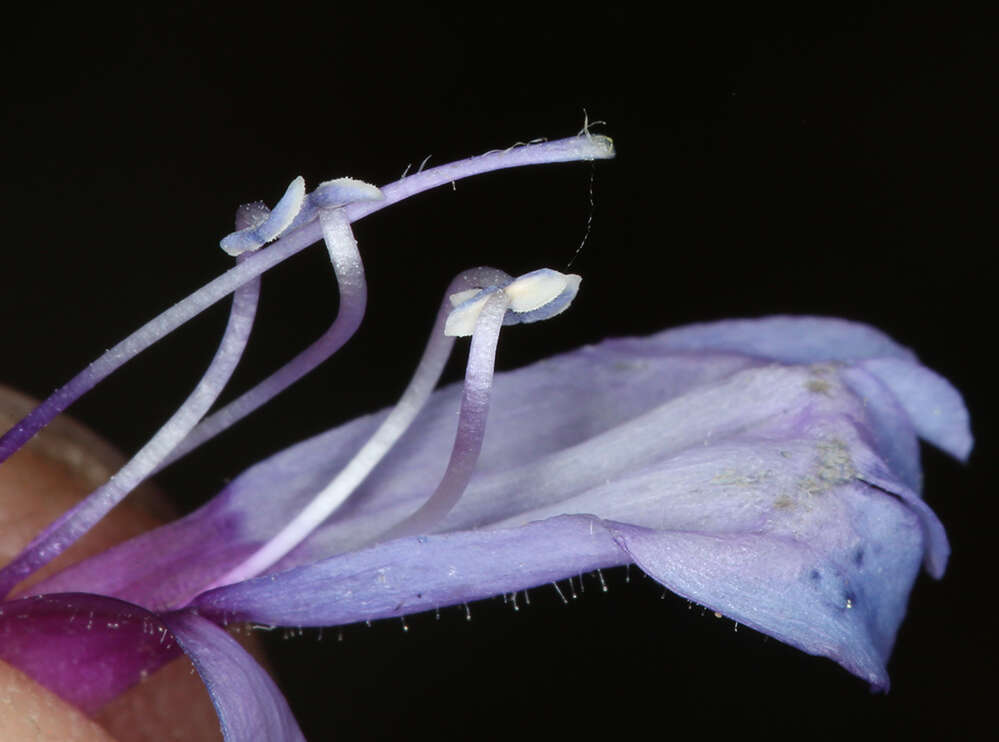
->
0;133;971;741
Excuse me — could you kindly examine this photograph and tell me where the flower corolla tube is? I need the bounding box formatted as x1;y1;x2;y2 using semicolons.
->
0;131;972;742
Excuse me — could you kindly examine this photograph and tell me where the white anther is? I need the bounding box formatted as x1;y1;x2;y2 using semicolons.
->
445;289;497;337
503;269;569;313
219;176;306;256
312;177;384;208
448;289;481;307
219;231;260;257
444;268;581;337
260;176;306;241
512;273;581;325
219;177;382;256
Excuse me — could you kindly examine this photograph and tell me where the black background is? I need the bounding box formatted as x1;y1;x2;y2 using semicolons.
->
2;4;991;739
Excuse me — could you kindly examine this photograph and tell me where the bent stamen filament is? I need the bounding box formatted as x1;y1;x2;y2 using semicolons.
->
375;269;581;543
207;267;513;587
0;253;260;597
158;205;370;471
373;290;510;543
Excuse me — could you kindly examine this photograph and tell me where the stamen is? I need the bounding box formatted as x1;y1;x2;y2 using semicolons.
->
156;201;373;471
207;267;512;587
375;290;510;542
0;251;262;597
444;269;581;336
376;269;581;543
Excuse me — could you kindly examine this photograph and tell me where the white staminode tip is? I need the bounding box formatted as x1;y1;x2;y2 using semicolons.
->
444;268;581;337
578;134;615;160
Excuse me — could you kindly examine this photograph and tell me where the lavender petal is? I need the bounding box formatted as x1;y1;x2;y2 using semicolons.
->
634;315;919;363
191;515;627;626
161;611;304;742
